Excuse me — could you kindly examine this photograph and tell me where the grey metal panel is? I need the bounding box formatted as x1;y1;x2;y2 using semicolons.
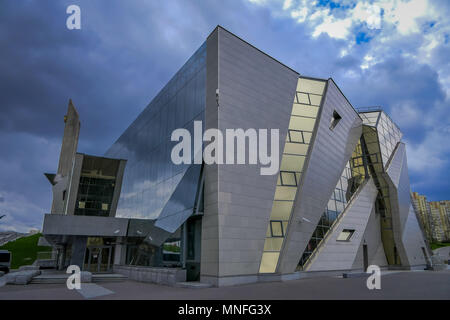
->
201;28;220;279
278;79;363;274
203;26;299;278
352;205;388;269
384;143;410;265
42;214;128;237
385;143;427;266
307;179;378;271
401;204;428;266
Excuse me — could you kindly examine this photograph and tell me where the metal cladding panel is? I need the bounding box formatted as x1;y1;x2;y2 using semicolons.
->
307;179;378;271
385;143;411;237
208;27;299;277
201;28;220;279
385;143;427;266
278;79;363;274
352;203;388;269
401;204;428;266
42;214;129;237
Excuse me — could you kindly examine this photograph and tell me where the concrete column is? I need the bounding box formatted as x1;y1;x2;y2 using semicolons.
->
70;236;87;269
114;237;126;265
57;246;66;270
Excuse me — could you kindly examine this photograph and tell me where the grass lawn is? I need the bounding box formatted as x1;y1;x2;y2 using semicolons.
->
0;233;51;269
430;242;450;251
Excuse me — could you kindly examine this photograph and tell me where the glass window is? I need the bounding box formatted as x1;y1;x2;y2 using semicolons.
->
330;110;342;130
288;130;304;143
292;104;319;118
280;171;297;186
309;94;322;106
280;154;305;172
296;92;310;104
296;78;326;95
274;186;297;201
336;229;355;241
270;220;284;237
284;142;309;155
259;252;280;273
264;238;284;251
289;116;316;131
303;132;313;143
270;201;293;220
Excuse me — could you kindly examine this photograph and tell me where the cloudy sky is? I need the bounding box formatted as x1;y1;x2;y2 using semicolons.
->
0;0;449;232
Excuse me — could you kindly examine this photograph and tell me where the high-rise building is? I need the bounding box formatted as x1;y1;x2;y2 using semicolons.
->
42;26;430;287
412;192;434;242
429;201;450;242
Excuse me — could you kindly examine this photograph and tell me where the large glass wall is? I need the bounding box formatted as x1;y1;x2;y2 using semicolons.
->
359;111;402;168
361;120;401;265
297;163;353;269
74;156;121;217
105;42;206;221
259;77;326;273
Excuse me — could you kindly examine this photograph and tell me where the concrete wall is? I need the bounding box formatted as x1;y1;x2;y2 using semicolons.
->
113;265;186;285
201;26;299;286
279;79;362;274
70;236;87;268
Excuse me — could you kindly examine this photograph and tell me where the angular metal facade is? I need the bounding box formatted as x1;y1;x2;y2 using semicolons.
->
92;26;428;285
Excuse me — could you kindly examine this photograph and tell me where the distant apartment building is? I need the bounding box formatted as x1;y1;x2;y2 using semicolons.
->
411;192;434;242
429;201;450;242
412;192;450;243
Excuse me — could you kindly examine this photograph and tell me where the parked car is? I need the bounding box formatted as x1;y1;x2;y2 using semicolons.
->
0;250;11;273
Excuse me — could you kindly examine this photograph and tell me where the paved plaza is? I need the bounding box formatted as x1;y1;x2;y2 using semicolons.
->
0;269;449;300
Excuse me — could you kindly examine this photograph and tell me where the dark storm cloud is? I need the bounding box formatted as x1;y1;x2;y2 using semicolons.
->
0;0;449;231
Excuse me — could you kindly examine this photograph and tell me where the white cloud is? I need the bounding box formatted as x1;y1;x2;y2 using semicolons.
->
405;125;450;172
312;16;353;40
0;191;46;233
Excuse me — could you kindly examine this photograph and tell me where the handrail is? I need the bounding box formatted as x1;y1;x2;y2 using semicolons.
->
301;178;371;271
356;106;383;113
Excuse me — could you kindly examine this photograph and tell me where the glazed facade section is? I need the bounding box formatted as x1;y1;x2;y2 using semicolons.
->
259;77;326;273
105;43;206;225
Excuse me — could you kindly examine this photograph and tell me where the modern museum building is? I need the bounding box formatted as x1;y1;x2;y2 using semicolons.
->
41;26;431;287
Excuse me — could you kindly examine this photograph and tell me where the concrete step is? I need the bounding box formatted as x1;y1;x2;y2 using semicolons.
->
342;272;367;278
30;273;127;284
92;274;128;283
174;281;213;289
